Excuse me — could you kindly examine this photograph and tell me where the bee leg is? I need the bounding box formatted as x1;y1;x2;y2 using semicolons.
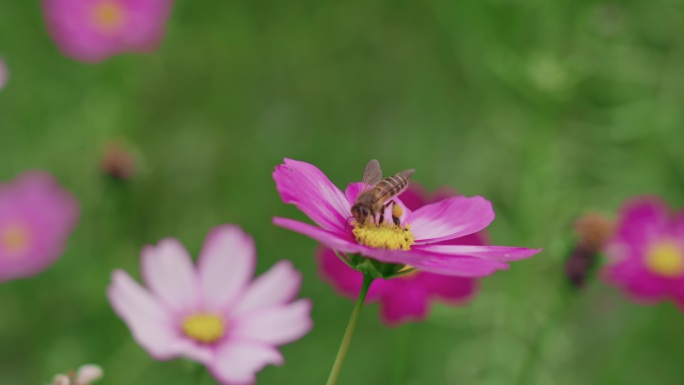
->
385;200;402;226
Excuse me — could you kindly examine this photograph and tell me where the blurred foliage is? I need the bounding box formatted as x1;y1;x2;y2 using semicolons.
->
1;0;684;384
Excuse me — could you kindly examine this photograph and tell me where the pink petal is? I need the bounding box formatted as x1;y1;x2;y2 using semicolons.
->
231;299;313;346
210;341;284;385
273;159;351;233
360;247;510;277
613;197;670;247
232;260;302;316
380;284;429;326
198;225;255;312
410;196;495;244
141;238;199;314
344;182;365;206
418;245;541;261
601;255;671;303
107;270;179;360
417;273;478;303
273;217;361;253
74;365;103;385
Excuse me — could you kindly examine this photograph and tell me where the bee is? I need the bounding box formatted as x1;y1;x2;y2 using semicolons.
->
351;159;415;226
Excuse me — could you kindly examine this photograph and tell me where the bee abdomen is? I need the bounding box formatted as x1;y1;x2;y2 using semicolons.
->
373;175;409;202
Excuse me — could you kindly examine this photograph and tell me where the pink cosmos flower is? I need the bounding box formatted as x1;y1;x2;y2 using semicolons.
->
0;172;79;283
318;184;487;325
0;57;7;91
601;197;684;310
51;364;103;385
43;0;173;63
273;159;541;278
108;225;312;385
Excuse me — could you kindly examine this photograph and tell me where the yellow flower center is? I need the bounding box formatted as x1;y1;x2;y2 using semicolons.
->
646;241;684;278
1;224;30;255
182;314;225;343
91;1;125;32
352;222;414;250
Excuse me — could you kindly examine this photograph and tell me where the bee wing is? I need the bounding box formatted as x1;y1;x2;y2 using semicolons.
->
397;169;415;179
361;159;383;190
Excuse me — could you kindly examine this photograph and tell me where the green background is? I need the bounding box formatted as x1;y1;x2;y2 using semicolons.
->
1;0;684;384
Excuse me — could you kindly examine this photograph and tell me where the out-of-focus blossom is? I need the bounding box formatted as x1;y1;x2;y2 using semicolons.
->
43;0;173;63
273;159;541;278
602;197;684;309
565;213;614;288
318;184;487;325
101;142;136;180
0;57;8;91
0;172;79;283
108;225;312;385
50;364;103;385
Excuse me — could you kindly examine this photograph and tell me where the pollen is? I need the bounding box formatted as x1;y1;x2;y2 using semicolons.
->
182;313;226;344
646;241;684;278
352;222;415;250
1;224;30;255
91;1;125;32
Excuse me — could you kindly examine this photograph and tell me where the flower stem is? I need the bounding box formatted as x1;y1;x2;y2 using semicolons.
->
195;364;206;385
326;274;374;385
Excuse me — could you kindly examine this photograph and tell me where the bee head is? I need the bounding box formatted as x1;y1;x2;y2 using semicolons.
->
350;204;371;224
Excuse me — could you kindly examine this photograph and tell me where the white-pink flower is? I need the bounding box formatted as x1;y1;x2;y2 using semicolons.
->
43;0;173;62
108;225;312;385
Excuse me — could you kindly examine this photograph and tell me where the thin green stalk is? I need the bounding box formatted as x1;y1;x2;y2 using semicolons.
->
326;274;375;385
195;365;206;385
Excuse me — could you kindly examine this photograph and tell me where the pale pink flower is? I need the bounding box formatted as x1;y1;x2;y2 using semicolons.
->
273;159;541;277
317;184;486;325
0;172;79;283
50;364;103;385
602;197;684;310
43;0;173;62
108;225;312;385
0;57;7;91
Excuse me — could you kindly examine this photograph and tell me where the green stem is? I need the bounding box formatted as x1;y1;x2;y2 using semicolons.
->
195;364;205;385
326;274;375;385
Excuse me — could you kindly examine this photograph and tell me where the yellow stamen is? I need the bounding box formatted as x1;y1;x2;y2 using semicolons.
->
646;241;684;278
182;314;225;343
352;222;414;251
1;224;30;255
92;1;125;32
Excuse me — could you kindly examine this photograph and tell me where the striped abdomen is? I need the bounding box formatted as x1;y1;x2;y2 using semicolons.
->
371;170;415;204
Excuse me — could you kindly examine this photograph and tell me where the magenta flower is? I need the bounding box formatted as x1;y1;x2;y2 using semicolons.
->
0;172;79;283
0;57;7;91
602;197;684;310
273;159;540;278
108;225;312;385
43;0;173;63
318;184;488;325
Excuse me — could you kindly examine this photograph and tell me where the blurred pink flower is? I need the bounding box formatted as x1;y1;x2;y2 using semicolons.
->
0;172;79;283
318;184;487;326
0;57;7;91
43;0;173;62
51;364;103;385
602;197;684;310
108;225;312;385
273;159;540;277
